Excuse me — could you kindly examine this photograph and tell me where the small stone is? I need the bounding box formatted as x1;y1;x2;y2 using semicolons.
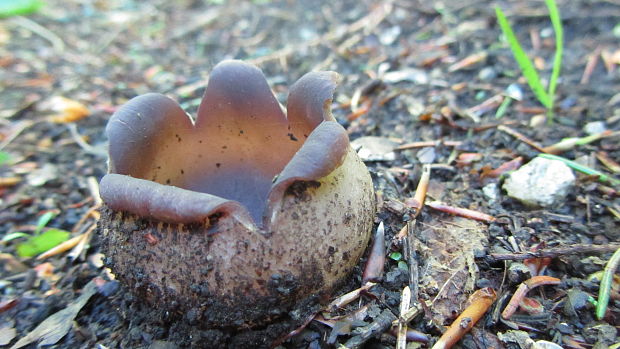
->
503;157;576;207
26;163;58;187
416;147;436;164
482;183;500;204
529;114;547;128
565;289;590;313
583;323;617;345
507;262;531;284
382;68;429;85
583;121;606;135
351;136;398;161
478;67;497;81
536;340;564;349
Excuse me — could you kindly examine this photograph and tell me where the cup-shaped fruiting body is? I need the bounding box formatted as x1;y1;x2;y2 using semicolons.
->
99;60;375;328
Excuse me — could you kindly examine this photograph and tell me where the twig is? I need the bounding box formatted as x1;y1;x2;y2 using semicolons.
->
342;309;396;349
68;223;96;261
392;304;422;328
397;286;411;349
0;120;37;151
405;220;419;302
432;288;497;349
87;176;103;206
488;243;620;261
580;47;602;84
394;140;462;151
404;164;431;218
327;282;375;312
542;130;617;155
66;124;107;158
426;201;496;223
9;16;65;52
596;151;620;174
497;125;546;152
36;233;86;260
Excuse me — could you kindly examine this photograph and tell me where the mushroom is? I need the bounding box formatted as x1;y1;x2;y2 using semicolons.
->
98;60;375;328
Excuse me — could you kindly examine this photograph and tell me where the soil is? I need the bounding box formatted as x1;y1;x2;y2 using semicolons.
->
0;0;619;348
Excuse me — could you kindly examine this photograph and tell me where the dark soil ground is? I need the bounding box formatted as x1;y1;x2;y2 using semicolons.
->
0;0;619;348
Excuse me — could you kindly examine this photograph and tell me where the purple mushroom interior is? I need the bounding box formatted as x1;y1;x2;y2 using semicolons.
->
105;61;343;224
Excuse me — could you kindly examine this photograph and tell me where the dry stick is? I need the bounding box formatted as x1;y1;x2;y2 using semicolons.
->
394;140;463;151
342;309;397;349
489;243;620;261
405;164;431;218
391;304;422;328
327;282;376;312
36;233;86;260
405;220;420;303
397;286;411;349
9;16;65;52
426;201;496;223
432;288;497;349
580;46;601;85
596;151;620;173
501;276;561;319
0;120;37;151
497;125;546;153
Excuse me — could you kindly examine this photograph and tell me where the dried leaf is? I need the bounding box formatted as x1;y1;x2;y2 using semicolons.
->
10;280;97;349
0;327;16;346
44;96;90;123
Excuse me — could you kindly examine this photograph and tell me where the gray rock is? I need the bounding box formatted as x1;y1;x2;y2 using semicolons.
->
351;136;398;161
503;157;576;207
583;121;606;135
482;182;500;204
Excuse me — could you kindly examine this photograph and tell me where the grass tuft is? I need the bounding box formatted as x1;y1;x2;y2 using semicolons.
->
496;0;563;122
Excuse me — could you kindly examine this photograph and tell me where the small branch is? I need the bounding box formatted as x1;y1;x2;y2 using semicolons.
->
432;288;497;349
9;16;65;52
396;286;411;349
394;140;462;151
426;201;496;223
342;309;396;349
497;125;546;153
488;243;620;261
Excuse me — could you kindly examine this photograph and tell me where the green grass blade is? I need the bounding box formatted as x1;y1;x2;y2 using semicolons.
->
546;0;563;105
0;0;43;18
35;211;56;234
596;247;620;319
495;6;552;109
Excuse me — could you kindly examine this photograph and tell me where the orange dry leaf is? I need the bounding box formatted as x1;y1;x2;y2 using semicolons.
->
46;96;90;123
432;288;497;349
33;262;55;279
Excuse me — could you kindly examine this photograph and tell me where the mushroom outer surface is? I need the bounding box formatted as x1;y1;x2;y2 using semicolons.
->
99;146;374;328
98;60;375;329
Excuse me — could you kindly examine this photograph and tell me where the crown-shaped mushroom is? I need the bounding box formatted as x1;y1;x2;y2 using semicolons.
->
99;60;375;329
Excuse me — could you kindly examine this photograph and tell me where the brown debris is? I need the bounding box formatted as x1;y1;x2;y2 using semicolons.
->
426;201;496;223
501;276;561;319
432;288;497;349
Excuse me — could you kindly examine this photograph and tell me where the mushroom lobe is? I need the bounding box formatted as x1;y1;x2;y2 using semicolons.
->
98;60;375;328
